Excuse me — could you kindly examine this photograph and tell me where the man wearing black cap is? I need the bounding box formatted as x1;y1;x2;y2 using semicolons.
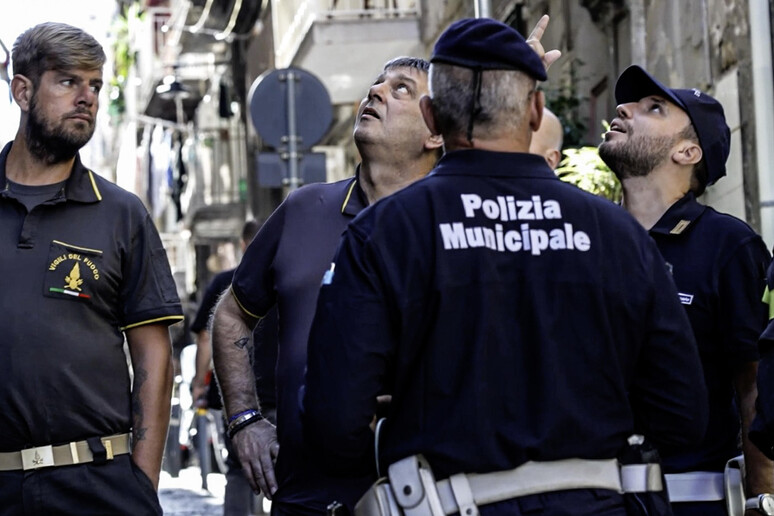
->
599;65;774;516
303;17;708;515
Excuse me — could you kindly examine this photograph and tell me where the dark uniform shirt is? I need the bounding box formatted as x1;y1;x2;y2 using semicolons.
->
0;141;183;452
648;193;770;473
190;268;278;410
230;174;375;512
748;255;774;460
303;151;708;499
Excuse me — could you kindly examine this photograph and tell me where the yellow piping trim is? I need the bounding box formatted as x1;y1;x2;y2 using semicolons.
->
230;287;263;320
120;315;184;331
341;180;357;214
87;170;102;201
52;240;103;254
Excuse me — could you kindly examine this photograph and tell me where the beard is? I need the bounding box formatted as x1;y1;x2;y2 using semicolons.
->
25;95;95;165
599;131;676;180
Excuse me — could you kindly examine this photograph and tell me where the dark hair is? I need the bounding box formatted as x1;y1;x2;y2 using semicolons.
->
383;56;430;73
12;22;105;87
242;219;261;244
679;123;709;196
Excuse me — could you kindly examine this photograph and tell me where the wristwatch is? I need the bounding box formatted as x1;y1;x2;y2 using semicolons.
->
746;494;774;515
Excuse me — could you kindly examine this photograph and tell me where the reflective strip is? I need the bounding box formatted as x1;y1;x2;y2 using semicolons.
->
764;286;774;320
665;472;724;502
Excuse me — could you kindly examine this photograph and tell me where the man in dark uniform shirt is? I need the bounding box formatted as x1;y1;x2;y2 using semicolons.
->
211;56;443;515
599;65;774;516
302;17;708;516
749;260;774;514
0;23;183;514
191;218;278;515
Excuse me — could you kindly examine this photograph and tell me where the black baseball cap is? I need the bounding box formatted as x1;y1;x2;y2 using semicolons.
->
615;65;730;186
431;18;546;81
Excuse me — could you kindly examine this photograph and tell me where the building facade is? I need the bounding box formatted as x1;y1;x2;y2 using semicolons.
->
113;0;774;297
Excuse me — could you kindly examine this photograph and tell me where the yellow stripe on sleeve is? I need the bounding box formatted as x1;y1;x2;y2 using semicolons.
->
120;315;185;331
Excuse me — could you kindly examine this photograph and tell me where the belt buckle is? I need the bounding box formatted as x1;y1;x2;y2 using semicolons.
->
21;445;55;470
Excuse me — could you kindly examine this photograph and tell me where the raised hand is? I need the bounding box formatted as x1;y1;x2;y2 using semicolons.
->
527;15;562;72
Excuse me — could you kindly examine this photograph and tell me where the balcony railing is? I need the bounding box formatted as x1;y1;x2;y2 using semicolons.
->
273;0;420;70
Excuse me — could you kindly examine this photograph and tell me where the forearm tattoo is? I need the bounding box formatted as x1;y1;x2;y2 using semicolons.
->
131;366;148;442
234;337;249;349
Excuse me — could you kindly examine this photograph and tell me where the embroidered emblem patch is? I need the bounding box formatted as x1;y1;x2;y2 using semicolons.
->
46;243;102;300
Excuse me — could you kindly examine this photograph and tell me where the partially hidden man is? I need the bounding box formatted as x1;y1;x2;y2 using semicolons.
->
0;23;183;514
599;65;774;516
302;17;709;516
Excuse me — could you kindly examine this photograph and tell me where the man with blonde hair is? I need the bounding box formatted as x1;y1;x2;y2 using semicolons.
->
0;22;182;514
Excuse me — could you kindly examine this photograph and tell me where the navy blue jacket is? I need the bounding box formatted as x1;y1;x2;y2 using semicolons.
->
647;193;770;472
303;150;708;486
751;257;774;459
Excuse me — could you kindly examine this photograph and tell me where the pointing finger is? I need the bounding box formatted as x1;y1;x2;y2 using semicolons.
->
527;15;549;44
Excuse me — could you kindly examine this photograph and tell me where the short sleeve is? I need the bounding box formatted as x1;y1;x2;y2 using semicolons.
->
120;214;183;330
718;237;770;363
231;201;285;319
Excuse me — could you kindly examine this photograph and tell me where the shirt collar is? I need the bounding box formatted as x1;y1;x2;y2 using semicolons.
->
0;141;102;204
649;192;707;235
431;149;559;180
341;164;369;217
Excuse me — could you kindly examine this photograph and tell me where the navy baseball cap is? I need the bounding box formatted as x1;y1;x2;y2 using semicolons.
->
431;18;547;81
615;65;730;186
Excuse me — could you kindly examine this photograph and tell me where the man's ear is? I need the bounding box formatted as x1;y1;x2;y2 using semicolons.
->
11;75;33;112
529;89;545;132
673;140;703;167
420;95;440;136
546;148;562;170
424;132;443;151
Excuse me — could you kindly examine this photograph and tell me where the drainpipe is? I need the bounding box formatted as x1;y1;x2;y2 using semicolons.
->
629;0;646;66
474;0;491;18
749;0;774;249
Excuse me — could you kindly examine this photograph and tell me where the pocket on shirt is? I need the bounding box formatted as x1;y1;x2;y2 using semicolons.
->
43;239;104;302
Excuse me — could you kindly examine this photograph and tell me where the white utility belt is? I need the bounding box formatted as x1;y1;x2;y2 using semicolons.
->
355;454;663;516
665;472;725;502
664;455;748;516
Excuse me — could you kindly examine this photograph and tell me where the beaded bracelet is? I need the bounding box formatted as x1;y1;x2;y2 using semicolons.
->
227;409;263;439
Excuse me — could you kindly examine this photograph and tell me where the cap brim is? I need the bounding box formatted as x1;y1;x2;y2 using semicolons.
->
615;65;686;111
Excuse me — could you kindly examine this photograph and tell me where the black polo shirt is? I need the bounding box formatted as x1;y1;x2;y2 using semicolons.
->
0;142;183;452
303;150;708;483
748;256;774;459
647;193;770;472
230;173;375;511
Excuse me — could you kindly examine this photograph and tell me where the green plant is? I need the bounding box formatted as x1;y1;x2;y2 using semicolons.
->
108;2;143;120
556;144;622;203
